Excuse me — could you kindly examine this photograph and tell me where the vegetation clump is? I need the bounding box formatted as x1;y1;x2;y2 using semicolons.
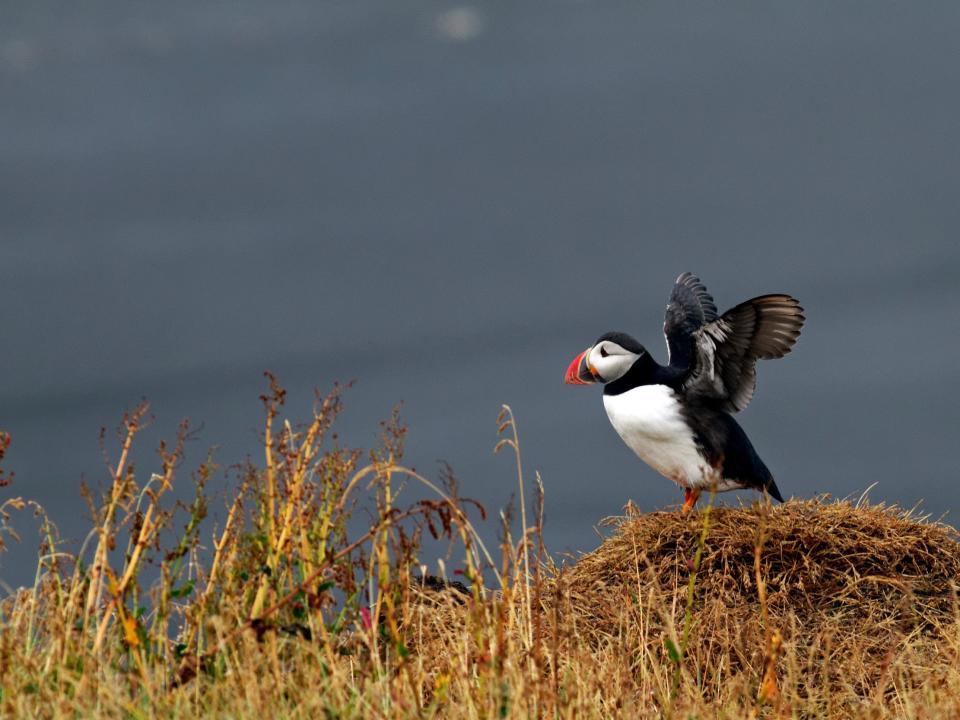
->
1;378;960;718
556;500;960;706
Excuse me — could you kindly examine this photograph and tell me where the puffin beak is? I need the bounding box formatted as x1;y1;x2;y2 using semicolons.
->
564;346;600;385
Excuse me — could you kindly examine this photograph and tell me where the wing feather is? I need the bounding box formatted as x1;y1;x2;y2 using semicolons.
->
663;272;718;364
683;294;805;413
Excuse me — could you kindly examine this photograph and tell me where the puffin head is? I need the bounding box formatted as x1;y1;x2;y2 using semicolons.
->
564;332;647;385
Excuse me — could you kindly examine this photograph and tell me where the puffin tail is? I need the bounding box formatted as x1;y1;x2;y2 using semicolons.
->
764;477;785;503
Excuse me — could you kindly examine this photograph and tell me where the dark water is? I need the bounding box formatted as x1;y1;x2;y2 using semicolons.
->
2;2;960;587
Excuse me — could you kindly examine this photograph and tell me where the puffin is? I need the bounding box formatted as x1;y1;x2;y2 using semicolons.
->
564;272;804;512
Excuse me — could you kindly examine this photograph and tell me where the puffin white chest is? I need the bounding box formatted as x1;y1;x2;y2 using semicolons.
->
602;384;715;488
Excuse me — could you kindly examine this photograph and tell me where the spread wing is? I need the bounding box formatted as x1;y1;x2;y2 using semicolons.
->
683;294;805;413
663;272;718;365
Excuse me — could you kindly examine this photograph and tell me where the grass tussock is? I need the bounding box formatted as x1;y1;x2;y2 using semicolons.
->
2;376;960;718
557;501;960;707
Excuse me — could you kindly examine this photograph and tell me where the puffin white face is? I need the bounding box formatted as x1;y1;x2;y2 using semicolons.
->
587;340;641;383
564;336;645;385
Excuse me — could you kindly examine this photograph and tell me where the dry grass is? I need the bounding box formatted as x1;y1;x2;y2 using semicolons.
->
551;500;960;715
2;377;960;718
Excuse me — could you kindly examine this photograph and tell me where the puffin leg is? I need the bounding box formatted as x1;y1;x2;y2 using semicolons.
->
682;488;701;513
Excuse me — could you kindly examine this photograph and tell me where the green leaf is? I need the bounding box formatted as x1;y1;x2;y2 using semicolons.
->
170;579;195;599
664;638;681;664
499;682;510;717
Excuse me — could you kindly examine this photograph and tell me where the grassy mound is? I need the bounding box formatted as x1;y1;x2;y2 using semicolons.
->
560;499;960;697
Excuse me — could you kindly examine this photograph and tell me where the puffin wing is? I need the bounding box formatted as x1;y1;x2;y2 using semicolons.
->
663;272;718;364
683;294;805;413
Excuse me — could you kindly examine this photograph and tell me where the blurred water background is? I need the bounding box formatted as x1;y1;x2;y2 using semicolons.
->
2;1;960;587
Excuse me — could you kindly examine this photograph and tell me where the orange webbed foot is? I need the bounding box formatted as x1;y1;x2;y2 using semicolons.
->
682;488;701;513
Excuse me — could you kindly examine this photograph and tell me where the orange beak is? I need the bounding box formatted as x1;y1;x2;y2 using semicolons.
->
564;347;600;385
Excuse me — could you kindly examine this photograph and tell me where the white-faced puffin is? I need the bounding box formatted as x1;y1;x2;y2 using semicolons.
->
564;272;804;512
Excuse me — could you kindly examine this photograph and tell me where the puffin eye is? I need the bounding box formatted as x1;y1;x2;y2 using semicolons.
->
599;346;609;358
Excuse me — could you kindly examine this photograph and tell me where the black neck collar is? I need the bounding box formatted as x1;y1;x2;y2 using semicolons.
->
603;353;686;396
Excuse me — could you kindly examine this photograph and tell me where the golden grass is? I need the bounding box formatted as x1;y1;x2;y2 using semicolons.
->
2;377;960;718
